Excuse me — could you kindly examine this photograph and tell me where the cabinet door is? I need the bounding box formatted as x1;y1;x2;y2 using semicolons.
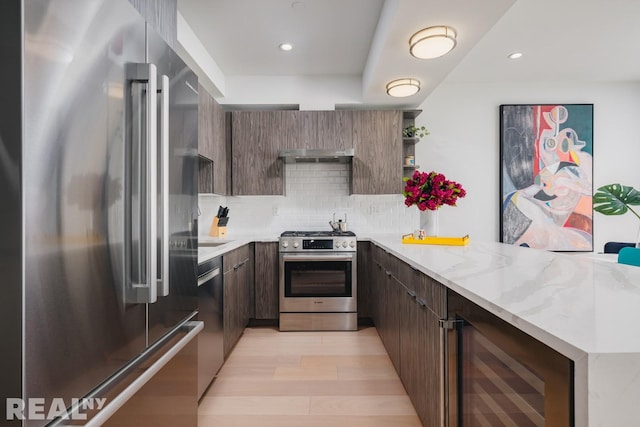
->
231;111;291;195
317;111;353;150
352;110;402;194
128;0;177;48
381;269;401;372
297;111;318;148
356;241;372;320
399;281;419;408
198;86;227;195
223;247;245;358
240;243;254;325
198;84;215;160
254;242;279;319
212;96;227;195
222;267;237;358
414;274;444;427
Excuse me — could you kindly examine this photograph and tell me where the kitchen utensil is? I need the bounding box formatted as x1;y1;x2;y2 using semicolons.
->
329;213;340;231
339;221;347;232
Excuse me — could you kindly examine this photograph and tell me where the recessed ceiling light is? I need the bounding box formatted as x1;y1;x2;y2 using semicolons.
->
508;52;523;59
279;43;293;52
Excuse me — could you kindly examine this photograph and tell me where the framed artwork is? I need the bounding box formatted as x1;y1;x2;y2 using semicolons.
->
500;104;593;251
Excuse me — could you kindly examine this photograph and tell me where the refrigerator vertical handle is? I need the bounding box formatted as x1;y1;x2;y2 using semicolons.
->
125;63;158;304
157;74;170;297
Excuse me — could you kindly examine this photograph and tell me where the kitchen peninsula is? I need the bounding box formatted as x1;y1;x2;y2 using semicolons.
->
201;234;640;426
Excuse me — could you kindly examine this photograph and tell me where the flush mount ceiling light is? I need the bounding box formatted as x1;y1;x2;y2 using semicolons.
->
508;52;523;59
409;26;457;59
386;78;420;97
279;43;293;51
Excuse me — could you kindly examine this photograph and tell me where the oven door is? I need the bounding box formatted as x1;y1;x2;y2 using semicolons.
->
279;252;357;313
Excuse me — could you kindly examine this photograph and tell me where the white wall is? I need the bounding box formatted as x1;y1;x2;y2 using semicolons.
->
415;81;640;251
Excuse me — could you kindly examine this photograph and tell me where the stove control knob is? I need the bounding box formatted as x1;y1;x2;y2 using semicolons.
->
349;240;356;248
342;241;348;248
293;241;299;248
282;241;289;248
335;241;341;248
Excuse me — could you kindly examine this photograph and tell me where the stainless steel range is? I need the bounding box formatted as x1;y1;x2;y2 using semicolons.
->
279;231;357;331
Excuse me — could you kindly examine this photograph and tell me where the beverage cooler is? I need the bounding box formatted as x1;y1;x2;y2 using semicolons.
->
446;291;574;427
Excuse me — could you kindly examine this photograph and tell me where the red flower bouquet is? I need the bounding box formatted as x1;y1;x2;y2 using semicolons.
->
403;170;466;211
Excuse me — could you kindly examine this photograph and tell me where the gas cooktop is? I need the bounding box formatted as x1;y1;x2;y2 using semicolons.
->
281;230;356;237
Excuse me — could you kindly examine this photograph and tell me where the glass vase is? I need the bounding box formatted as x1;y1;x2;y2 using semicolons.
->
420;209;439;236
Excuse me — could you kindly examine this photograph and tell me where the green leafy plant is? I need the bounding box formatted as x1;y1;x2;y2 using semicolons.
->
403;125;429;139
593;184;640;220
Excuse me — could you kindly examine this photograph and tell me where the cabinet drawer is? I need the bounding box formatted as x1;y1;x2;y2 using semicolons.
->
415;274;447;318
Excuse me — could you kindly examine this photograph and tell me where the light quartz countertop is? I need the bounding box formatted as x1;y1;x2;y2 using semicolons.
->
198;234;277;264
362;234;640;427
198;233;640;426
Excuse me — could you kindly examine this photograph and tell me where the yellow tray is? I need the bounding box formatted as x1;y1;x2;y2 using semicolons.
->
401;234;470;246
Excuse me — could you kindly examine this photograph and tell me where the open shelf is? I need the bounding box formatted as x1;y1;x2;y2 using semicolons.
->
402;137;419;144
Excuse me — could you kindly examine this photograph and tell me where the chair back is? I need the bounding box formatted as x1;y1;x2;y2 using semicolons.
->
618;247;640;267
604;241;635;254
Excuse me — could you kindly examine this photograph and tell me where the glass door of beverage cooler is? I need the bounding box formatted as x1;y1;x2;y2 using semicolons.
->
447;293;574;427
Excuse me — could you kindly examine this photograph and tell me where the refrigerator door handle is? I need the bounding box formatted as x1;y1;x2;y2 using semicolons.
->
125;63;158;304
157;74;170;297
83;321;203;427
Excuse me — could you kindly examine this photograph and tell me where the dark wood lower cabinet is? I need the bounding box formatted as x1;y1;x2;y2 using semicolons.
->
367;244;573;427
370;244;445;427
254;242;279;320
222;244;253;358
415;278;445;427
383;273;402;373
357;242;372;321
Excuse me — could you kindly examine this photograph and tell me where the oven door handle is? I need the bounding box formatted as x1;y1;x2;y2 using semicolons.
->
281;253;354;262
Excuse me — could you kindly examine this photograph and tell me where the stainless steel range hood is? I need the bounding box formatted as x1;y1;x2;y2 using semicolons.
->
278;148;354;163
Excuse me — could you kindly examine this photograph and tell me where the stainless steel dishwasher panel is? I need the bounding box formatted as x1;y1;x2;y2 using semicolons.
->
197;256;224;399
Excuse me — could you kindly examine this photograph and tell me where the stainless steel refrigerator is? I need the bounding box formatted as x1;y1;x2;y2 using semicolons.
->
0;1;201;425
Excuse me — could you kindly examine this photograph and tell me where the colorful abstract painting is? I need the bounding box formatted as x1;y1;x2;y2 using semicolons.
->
500;104;593;251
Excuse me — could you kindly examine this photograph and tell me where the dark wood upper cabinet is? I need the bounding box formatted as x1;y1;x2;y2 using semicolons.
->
296;111;354;149
128;0;177;48
231;111;295;195
297;111;317;149
317;111;353;150
352;110;403;194
230;109;404;195
197;85;227;194
198;84;215;161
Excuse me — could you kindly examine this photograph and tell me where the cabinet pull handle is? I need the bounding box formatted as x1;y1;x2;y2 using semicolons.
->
385;270;392;277
407;290;416;298
416;297;427;307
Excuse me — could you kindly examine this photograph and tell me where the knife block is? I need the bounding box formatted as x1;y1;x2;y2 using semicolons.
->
209;216;227;238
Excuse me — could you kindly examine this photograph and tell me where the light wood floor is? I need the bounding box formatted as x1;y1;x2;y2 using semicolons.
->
198;326;423;427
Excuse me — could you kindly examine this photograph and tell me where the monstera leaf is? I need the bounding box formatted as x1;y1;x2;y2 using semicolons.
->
593;184;640;218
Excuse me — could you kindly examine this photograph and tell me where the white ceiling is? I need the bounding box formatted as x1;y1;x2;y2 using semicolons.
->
177;0;640;108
